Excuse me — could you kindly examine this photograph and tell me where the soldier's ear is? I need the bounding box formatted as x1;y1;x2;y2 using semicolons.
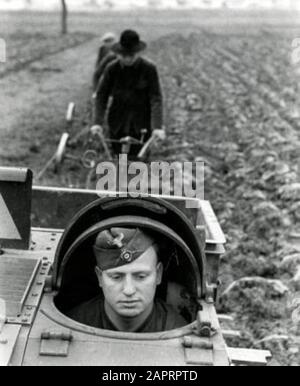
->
156;262;163;286
95;266;103;288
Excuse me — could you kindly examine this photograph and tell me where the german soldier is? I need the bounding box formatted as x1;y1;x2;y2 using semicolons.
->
67;227;186;332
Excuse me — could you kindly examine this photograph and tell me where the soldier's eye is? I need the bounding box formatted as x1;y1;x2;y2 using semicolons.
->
136;274;148;280
110;274;122;281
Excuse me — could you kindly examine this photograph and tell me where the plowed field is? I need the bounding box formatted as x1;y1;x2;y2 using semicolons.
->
0;9;299;365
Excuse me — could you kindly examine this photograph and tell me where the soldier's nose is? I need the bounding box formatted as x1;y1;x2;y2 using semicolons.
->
123;277;136;296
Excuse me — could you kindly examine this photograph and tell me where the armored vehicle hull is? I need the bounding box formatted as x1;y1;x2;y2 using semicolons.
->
0;168;271;366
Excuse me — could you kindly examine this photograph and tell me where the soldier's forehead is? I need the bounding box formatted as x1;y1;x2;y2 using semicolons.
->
105;264;154;274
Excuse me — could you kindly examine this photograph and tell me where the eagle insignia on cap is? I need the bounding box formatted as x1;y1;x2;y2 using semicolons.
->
120;250;133;262
111;233;124;248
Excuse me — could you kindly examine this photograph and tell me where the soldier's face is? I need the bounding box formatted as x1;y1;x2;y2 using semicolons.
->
119;52;139;66
96;247;162;319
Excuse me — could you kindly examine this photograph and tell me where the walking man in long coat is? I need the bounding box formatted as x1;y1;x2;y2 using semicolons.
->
91;30;165;157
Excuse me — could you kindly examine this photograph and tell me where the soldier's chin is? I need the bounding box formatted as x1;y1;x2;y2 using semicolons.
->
117;308;142;318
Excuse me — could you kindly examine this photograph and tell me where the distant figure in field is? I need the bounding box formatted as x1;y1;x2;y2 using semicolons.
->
93;32;118;93
91;29;165;156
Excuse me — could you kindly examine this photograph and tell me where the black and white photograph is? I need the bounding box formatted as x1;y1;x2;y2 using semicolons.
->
0;0;299;369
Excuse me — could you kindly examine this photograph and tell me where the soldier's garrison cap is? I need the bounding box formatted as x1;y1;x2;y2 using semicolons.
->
93;228;156;271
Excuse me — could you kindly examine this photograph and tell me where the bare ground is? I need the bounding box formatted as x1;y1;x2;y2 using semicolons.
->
0;37;97;185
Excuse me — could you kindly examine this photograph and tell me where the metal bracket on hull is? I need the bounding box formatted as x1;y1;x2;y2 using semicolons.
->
39;330;73;357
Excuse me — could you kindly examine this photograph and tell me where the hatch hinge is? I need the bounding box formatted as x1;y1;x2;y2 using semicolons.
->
39;329;73;357
196;309;217;338
183;335;214;366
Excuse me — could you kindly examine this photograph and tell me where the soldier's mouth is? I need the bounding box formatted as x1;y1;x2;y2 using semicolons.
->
119;300;140;305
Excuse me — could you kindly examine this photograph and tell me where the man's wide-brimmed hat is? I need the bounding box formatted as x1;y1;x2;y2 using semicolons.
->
112;30;147;55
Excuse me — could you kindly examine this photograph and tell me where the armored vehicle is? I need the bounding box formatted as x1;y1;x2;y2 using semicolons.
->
0;167;271;366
